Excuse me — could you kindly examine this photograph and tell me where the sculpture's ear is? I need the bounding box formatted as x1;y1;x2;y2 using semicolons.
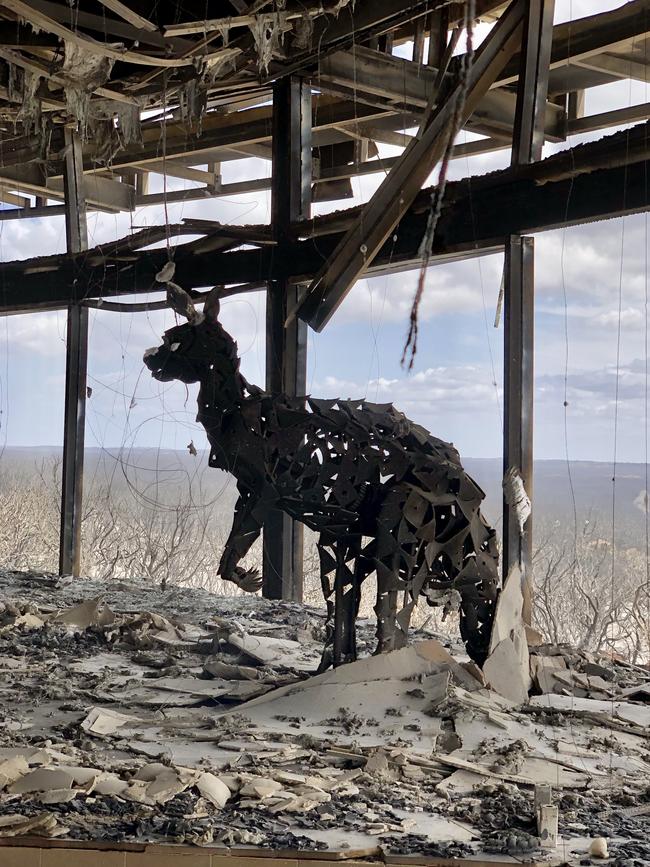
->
204;285;223;324
167;282;201;323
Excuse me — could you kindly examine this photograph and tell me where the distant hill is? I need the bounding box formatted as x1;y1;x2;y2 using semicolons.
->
464;458;648;545
1;448;646;546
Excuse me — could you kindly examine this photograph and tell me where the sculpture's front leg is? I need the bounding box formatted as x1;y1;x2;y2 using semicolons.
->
218;488;265;592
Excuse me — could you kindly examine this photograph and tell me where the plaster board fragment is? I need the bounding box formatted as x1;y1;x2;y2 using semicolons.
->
531;654;567;693
80;707;139;736
484;565;531;702
228;632;320;672
37;788;78;805
196;772;231;807
484;638;529;705
0;755;28;787
53;598;115;628
9;767;74;794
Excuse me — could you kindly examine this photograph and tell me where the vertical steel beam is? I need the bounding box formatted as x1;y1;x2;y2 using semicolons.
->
503;236;535;620
502;0;553;615
412;17;425;65
511;0;555;165
59;127;89;576
263;77;311;601
427;7;449;68
568;90;585;121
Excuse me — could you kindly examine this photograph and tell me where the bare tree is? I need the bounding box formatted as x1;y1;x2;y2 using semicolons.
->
533;516;650;661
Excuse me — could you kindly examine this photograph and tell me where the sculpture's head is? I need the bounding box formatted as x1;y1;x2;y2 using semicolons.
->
143;284;242;395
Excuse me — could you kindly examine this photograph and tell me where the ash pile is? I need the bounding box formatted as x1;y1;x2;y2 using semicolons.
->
0;570;648;866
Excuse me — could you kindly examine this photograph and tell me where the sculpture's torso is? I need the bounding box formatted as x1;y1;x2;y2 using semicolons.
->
202;390;482;538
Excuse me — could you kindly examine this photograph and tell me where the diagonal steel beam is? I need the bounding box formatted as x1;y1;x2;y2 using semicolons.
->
295;0;526;332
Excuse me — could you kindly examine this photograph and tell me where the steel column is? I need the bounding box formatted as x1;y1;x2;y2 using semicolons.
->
503;235;534;620
59;127;89;576
427;7;449;68
502;0;553;615
263;77;311;601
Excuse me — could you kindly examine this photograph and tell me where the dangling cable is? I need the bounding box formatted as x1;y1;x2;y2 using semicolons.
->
402;4;474;370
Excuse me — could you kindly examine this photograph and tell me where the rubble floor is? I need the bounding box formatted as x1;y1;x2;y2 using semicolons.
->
0;570;648;866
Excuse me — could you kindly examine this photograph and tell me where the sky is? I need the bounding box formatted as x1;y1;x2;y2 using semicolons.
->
1;0;650;468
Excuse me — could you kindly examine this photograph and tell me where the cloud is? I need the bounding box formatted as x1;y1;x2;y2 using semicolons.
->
309;364;504;457
0;311;67;356
592;308;645;330
536;358;650;421
330;254;503;325
314;364;501;414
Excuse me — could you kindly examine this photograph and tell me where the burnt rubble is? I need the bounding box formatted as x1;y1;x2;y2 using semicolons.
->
0;569;648;865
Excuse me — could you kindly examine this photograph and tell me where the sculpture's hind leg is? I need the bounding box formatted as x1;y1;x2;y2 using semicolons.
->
402;475;499;665
373;486;420;653
317;532;370;671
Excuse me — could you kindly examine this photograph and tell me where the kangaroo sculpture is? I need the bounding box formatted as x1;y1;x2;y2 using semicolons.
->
143;285;500;668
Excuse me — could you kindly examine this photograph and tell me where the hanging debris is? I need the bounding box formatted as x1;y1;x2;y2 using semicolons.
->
249;13;292;74
503;467;532;537
179;79;207;130
293;14;315;51
200;48;242;86
115;101;142;146
61;42;114;136
15;70;42;136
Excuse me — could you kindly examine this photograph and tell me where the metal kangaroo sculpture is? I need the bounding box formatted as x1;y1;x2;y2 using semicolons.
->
144;285;500;669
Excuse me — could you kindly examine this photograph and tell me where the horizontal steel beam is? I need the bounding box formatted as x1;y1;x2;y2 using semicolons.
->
1;123;650;313
0;137;508;221
318;46;566;141
497;0;650;86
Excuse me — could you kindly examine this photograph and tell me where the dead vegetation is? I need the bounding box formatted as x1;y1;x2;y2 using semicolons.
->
0;459;649;665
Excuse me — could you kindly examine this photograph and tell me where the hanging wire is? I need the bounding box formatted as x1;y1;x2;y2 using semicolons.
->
402;1;475;370
633;10;650;676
